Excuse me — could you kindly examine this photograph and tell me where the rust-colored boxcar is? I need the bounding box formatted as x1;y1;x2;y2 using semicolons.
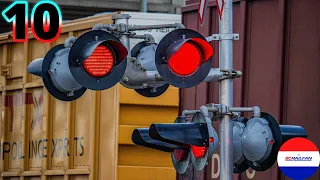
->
179;0;320;180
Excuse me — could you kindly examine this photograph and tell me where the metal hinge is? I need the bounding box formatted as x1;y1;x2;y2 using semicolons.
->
0;65;10;77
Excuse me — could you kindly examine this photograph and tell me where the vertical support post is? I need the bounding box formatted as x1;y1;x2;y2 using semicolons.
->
218;0;233;179
112;14;131;57
140;0;147;12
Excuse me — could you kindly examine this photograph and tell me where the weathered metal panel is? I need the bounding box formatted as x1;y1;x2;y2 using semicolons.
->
181;0;320;180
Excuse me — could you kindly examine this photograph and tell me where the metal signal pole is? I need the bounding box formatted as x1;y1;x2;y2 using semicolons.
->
219;0;234;179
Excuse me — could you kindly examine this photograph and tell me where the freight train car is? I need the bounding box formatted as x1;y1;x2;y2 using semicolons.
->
0;11;181;180
179;0;320;180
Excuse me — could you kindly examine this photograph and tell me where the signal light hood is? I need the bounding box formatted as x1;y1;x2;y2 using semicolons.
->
149;123;209;147
132;128;186;152
166;38;213;64
190;38;214;63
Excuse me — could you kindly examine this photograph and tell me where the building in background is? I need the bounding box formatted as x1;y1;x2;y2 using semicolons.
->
0;0;184;33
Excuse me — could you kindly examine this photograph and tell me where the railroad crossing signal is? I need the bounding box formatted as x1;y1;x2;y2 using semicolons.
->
28;28;216;100
132;110;219;174
28;30;128;101
155;29;214;88
26;13;311;178
130;28;214;97
231;112;308;173
240;112;308;171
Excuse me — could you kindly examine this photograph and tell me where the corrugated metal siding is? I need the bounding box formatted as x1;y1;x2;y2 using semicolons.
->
180;0;320;180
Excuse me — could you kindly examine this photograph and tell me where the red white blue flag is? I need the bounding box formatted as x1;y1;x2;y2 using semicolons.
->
277;137;319;179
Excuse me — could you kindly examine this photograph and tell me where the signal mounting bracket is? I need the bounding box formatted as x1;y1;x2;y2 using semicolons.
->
205;104;262;120
206;34;240;41
219;69;242;80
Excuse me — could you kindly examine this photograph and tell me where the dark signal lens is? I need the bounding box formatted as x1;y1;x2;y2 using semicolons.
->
173;149;188;161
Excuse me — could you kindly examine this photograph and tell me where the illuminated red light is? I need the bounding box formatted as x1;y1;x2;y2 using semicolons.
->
173;149;188;161
269;139;274;145
168;42;201;76
83;45;115;77
209;137;214;143
191;146;207;159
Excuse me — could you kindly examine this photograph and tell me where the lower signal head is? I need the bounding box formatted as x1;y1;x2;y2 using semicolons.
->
232;117;249;173
131;116;190;174
242;112;308;171
190;112;219;171
170;116;191;174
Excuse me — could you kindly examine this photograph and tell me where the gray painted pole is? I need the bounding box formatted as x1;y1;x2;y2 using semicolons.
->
140;0;147;12
113;14;131;57
219;0;234;179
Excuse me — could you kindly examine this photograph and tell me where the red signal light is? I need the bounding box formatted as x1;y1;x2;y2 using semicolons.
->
168;42;201;76
155;29;214;88
83;45;115;77
191;146;207;159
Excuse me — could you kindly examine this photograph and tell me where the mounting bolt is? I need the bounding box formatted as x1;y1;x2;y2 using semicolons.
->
142;83;148;88
150;88;157;93
95;36;99;41
235;71;242;77
67;91;74;97
155;74;161;80
123;76;129;82
130;58;136;63
136;61;141;66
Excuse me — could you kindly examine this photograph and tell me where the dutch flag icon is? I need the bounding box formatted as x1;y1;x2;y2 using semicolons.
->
277;137;320;180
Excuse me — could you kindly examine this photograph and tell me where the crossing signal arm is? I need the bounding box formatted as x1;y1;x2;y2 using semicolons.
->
27;13;242;101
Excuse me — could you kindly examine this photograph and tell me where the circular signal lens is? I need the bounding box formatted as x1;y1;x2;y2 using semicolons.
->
83;45;115;77
168;42;201;76
173;149;188;161
191;146;207;159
